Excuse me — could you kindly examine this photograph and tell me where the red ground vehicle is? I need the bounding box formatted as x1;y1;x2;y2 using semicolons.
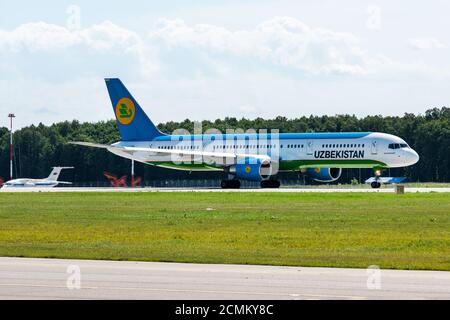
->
103;172;141;187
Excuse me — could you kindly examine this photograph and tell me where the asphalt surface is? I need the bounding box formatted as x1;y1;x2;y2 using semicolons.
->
1;187;450;193
0;257;449;300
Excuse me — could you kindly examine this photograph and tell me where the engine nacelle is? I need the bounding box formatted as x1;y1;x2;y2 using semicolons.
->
230;159;272;181
305;167;342;182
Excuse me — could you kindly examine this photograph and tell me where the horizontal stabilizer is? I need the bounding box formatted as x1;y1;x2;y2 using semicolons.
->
69;142;110;149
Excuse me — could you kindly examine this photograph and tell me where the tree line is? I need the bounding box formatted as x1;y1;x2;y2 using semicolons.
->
0;107;448;184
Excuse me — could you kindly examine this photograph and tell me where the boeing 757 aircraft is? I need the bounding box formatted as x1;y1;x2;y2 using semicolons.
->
1;167;74;189
72;79;419;189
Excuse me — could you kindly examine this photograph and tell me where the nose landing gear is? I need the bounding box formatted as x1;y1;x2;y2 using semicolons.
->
371;168;382;189
371;181;381;189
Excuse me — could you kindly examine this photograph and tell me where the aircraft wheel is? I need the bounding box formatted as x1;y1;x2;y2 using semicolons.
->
371;181;381;189
260;180;281;188
231;180;241;189
221;180;241;189
271;180;281;188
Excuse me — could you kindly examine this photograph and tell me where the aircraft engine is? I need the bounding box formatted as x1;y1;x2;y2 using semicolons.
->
230;159;273;181
305;167;342;182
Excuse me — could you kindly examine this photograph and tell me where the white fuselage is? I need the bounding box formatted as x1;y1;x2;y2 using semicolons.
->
1;167;74;189
109;132;419;171
1;178;60;188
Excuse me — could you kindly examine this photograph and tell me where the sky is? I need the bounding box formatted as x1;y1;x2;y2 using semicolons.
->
0;0;449;129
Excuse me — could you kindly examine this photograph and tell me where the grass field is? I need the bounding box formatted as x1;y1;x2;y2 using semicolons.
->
0;192;449;270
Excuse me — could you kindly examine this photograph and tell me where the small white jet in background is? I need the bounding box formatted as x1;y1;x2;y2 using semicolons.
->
1;167;74;189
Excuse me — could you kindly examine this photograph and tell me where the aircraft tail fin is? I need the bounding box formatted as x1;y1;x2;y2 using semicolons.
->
46;167;74;181
105;78;165;141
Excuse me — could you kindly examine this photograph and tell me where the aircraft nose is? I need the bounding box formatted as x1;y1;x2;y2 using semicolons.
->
407;149;420;165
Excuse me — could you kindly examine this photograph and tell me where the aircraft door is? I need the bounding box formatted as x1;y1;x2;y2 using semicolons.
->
371;140;378;155
306;140;314;155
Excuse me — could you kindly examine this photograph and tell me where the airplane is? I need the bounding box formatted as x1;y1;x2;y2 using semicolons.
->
1;167;74;189
71;78;419;189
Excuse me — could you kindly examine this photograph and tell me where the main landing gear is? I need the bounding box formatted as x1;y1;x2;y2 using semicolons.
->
220;179;281;189
260;180;281;188
220;179;241;189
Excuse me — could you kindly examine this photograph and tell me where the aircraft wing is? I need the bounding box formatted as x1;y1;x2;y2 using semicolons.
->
70;142;271;165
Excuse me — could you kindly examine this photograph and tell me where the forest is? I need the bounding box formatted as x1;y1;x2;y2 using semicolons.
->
0;107;448;185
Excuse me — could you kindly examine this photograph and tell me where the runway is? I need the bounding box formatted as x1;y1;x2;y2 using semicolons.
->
0;257;449;300
2;187;450;193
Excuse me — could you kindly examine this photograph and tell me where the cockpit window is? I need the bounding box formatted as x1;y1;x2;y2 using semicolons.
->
388;143;398;149
388;143;409;149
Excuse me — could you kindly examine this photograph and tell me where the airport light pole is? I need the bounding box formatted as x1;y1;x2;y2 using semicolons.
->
8;113;15;180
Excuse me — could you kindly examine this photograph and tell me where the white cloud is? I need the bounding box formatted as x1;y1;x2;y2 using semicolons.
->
0;22;78;51
150;16;391;76
1;15;449;129
0;17;442;80
0;21;158;75
409;37;446;50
